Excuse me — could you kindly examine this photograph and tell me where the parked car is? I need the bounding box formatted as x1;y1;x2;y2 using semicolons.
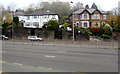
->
0;35;9;40
27;36;43;41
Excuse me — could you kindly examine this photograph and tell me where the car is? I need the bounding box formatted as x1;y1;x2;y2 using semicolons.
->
27;36;43;41
0;35;9;40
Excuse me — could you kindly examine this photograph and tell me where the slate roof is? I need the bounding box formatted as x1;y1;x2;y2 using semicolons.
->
73;8;107;14
25;10;57;16
14;12;25;16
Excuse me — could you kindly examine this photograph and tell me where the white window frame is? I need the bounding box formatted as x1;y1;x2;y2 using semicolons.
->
33;22;39;27
81;14;89;20
92;14;100;19
81;21;89;28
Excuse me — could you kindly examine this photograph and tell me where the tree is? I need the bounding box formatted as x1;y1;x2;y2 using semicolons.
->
100;24;112;38
25;4;35;14
40;2;51;10
4;13;12;24
111;7;118;15
47;20;58;30
39;2;72;24
13;17;19;25
106;14;119;32
74;2;84;11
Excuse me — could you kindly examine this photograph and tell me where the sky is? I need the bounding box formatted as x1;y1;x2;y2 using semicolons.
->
0;0;120;11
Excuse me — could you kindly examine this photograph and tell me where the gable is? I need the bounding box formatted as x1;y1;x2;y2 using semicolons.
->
80;9;90;15
92;10;102;14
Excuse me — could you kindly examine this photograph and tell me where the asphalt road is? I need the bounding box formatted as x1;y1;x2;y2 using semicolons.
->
1;42;118;72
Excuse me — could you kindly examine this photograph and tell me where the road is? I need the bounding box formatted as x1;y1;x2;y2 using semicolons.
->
1;42;118;72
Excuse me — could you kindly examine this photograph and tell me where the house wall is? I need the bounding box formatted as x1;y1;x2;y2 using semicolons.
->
24;15;59;28
70;10;108;28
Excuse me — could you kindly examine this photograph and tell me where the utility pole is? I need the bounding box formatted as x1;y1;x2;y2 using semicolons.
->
71;1;75;42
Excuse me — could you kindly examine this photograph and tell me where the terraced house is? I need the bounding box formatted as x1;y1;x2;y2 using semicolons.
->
69;3;109;28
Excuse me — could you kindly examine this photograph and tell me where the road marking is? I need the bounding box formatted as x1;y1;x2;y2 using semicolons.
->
0;61;6;63
48;68;52;70
45;55;56;58
0;51;7;54
13;63;23;66
37;66;45;69
0;71;2;74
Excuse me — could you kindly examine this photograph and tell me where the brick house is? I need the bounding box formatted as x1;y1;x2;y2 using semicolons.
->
69;3;109;28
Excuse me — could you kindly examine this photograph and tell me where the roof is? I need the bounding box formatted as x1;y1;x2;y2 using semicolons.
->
25;10;57;16
14;12;25;16
73;8;108;14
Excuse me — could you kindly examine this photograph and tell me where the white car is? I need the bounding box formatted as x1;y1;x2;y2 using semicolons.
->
27;36;43;41
0;35;9;40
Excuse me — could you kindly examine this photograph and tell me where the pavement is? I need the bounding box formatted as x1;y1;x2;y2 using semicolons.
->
1;37;118;49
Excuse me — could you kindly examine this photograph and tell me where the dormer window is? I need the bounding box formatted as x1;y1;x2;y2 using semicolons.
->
92;14;100;19
82;14;89;19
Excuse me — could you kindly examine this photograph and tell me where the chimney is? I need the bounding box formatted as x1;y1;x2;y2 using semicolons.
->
85;5;89;9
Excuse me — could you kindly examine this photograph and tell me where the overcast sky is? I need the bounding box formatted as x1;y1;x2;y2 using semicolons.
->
0;0;120;11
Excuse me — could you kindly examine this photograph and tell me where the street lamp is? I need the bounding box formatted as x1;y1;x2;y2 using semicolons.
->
71;1;75;41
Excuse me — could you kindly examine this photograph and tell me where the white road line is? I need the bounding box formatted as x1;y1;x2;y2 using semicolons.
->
0;51;7;53
45;55;56;58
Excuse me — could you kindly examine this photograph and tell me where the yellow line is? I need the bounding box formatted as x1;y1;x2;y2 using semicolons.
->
48;68;52;70
37;66;44;68
0;71;2;73
13;63;23;66
0;61;6;63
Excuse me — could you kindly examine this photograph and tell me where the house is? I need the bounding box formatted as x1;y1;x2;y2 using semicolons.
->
69;3;109;28
23;9;59;28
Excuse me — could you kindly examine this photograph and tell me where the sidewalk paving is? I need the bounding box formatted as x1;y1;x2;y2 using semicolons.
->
1;38;118;49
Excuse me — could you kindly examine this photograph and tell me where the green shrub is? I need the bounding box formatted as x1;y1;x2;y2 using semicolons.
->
47;20;59;30
100;24;112;36
63;23;70;29
101;34;111;39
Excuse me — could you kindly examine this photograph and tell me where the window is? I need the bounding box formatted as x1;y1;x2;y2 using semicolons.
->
52;15;55;19
84;14;87;19
103;15;106;19
33;22;39;27
92;14;100;19
43;22;48;25
84;22;88;27
81;21;89;28
82;14;89;19
27;16;30;20
33;16;38;19
43;15;49;18
25;22;31;26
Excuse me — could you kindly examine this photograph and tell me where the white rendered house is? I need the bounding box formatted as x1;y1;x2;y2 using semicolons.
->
23;10;59;28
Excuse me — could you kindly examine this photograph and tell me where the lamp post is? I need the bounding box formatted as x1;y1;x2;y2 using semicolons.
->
71;1;75;41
